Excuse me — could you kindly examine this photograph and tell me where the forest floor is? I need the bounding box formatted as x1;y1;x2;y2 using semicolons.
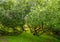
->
0;32;60;42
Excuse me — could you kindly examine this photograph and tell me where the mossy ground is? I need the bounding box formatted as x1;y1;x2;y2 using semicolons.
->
0;32;60;42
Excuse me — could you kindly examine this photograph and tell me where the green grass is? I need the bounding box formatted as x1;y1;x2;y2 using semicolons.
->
0;32;60;42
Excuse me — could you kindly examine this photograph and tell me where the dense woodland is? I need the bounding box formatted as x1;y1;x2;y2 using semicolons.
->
0;0;60;42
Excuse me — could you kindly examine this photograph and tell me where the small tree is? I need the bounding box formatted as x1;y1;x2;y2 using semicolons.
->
0;0;31;35
26;0;60;36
